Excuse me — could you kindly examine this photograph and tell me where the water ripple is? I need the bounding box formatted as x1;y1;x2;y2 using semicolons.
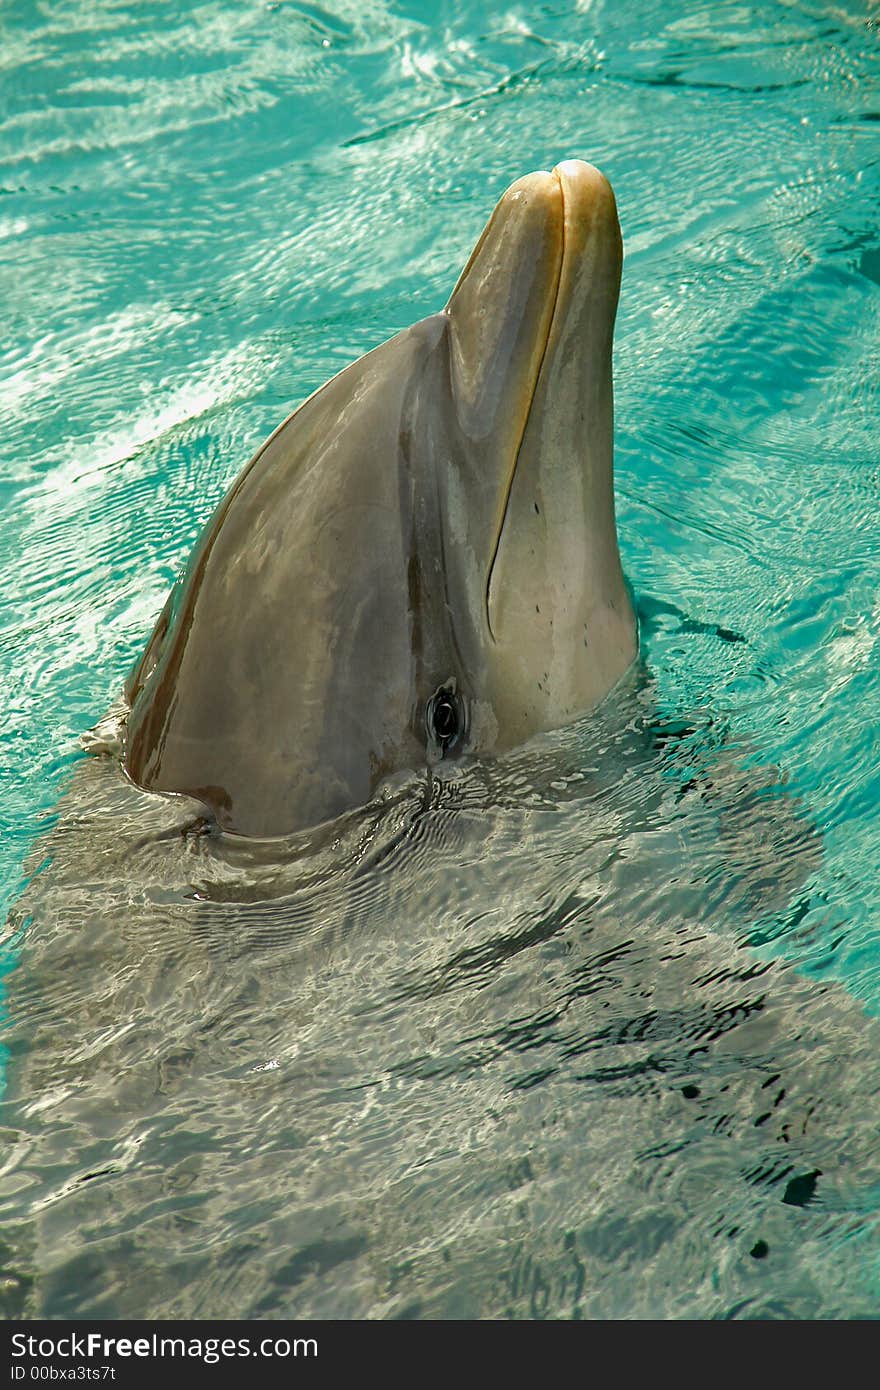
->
1;0;879;1322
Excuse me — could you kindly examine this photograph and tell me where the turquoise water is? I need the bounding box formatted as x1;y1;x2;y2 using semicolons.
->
1;0;879;1318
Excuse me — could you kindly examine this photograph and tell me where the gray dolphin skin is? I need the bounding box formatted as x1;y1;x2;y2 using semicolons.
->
123;160;638;836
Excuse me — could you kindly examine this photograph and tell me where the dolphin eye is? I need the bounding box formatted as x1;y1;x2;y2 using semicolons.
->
433;694;457;740
426;686;461;754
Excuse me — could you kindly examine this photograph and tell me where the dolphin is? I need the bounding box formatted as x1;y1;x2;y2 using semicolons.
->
122;160;638;837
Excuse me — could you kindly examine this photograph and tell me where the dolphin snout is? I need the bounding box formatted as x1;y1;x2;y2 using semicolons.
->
443;158;623;646
477;157;635;718
443;156;620;491
444;167;563;449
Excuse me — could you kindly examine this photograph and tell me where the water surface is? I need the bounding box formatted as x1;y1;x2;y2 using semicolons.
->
1;0;878;1318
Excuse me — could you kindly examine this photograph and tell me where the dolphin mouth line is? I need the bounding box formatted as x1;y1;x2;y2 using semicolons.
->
483;166;566;644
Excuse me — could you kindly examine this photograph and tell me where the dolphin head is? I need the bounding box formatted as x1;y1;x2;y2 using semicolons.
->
123;160;638;835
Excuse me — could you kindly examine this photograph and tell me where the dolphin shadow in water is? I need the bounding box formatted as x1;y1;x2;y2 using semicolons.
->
2;165;879;1318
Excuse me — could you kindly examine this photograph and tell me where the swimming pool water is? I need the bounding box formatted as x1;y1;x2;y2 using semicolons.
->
1;0;878;1318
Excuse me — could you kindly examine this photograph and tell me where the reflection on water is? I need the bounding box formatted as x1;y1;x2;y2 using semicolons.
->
3;685;878;1318
1;0;879;1318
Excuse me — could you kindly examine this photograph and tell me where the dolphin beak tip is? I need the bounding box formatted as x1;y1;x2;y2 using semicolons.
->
553;160;619;222
507;161;619;250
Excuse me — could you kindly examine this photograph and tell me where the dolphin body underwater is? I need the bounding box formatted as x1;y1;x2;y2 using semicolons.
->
121;160;637;837
3;163;880;1319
